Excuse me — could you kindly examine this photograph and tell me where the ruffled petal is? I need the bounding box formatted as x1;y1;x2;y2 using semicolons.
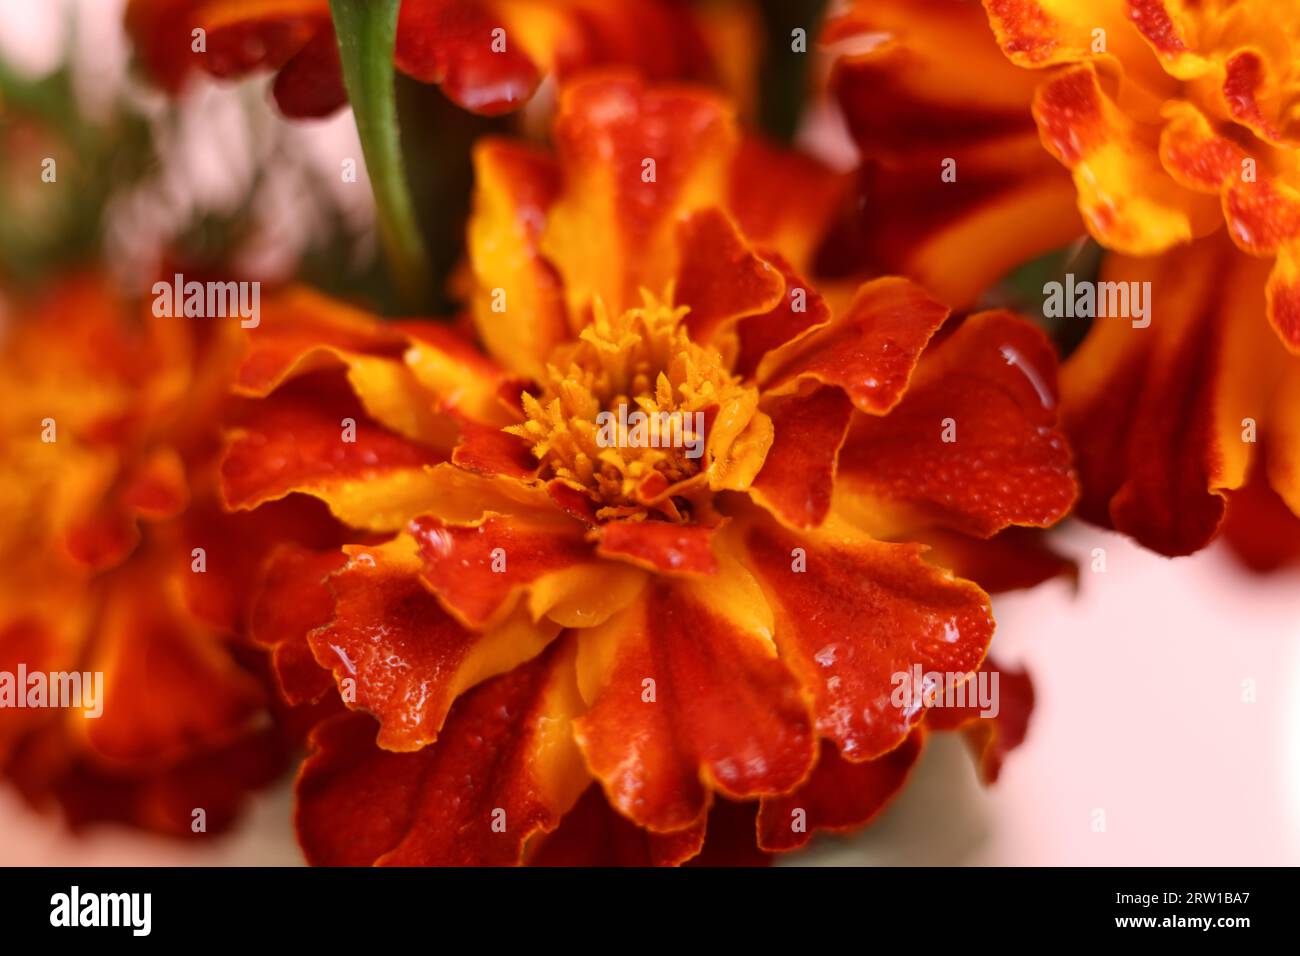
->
756;732;924;852
573;554;815;831
595;519;720;575
837;310;1077;538
728;136;849;277
465;139;569;379
925;658;1033;784
749;386;855;529
1032;63;1218;255
250;544;346;706
1061;236;1289;554
295;638;590;866
220;378;445;532
737;512;993;761
540;74;736;318
408;509;645;629
529;785;706;867
82;561;265;766
394;0;541;115
676;207;784;346
308;534;561;751
758;277;950;415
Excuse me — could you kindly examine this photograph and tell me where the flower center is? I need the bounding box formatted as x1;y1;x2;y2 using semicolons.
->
508;290;754;521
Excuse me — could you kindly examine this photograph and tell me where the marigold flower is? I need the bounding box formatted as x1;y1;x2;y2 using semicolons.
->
125;0;759;118
224;74;1077;864
828;0;1300;560
0;273;341;833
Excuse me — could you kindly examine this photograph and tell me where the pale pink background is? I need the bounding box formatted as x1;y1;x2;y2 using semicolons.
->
2;0;1297;867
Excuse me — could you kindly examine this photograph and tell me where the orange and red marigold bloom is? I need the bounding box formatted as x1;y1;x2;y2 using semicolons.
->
827;0;1300;561
0;274;342;834
212;75;1075;864
125;0;760;118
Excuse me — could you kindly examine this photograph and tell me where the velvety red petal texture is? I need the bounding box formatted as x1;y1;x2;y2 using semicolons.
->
750;386;855;529
220;377;443;530
739;514;992;761
295;640;588;866
676;207;784;345
595;519;720;575
757;732;924;852
541;74;736;318
408;509;597;629
758;277;950;415
573;573;815;832
838;310;1078;537
250;544;346;706
530;785;706;867
308;535;559;750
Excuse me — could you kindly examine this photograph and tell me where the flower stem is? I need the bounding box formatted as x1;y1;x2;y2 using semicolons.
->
329;0;429;307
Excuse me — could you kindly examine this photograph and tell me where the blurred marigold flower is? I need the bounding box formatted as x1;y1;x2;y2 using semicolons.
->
827;0;1300;560
0;273;342;833
124;0;759;118
224;75;1077;864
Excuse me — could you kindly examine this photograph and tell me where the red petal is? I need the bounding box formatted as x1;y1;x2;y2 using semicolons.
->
595;519;720;575
913;527;1077;594
838;310;1077;537
542;74;737;318
739;513;993;761
220;377;444;531
272;23;347;118
750;385;855;529
394;0;541;116
295;640;589;866
530;785;706;867
573;570;815;831
733;252;831;381
676;207;784;345
409;509;612;629
759;277;949;415
309;535;559;750
926;659;1034;784
250;544;348;705
757;733;923;852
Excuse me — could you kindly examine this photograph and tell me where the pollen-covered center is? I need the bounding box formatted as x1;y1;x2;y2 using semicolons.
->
508;290;757;520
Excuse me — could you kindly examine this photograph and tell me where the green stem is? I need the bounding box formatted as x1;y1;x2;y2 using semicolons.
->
329;0;429;308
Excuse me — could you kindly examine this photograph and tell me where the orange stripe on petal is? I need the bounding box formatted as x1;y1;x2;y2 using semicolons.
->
220;381;445;531
409;509;642;629
574;566;814;831
296;639;589;866
466;139;569;379
739;513;993;761
234;288;408;398
1033;64;1218;255
541;74;736;318
308;535;560;751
